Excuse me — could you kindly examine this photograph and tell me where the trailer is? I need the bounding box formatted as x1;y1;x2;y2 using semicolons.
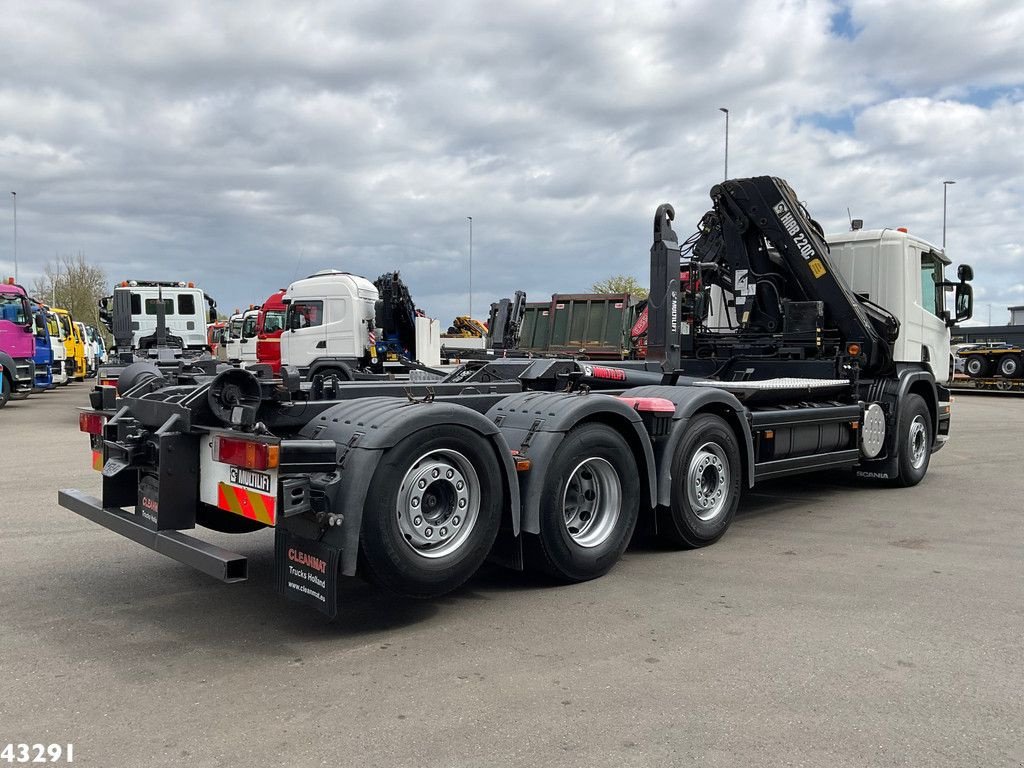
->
60;177;974;616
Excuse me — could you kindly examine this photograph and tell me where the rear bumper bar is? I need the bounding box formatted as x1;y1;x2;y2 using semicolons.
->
58;489;247;583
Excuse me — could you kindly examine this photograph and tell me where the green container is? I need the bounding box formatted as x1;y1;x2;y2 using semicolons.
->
519;294;636;359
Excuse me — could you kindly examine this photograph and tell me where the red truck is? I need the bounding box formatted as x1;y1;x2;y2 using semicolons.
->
255;290;287;373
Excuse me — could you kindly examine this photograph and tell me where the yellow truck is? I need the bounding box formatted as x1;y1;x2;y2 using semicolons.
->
51;308;87;381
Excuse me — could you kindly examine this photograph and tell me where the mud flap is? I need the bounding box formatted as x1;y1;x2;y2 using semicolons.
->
275;530;341;618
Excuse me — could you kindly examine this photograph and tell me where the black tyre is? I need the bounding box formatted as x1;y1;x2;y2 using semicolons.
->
894;394;931;487
527;423;640;582
998;354;1021;378
0;372;11;408
964;355;988;378
359;426;503;598
659;413;742;548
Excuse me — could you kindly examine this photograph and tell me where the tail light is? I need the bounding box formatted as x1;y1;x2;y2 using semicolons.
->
618;396;675;437
213;434;280;470
617;396;675;414
79;412;106;435
99;378;118;387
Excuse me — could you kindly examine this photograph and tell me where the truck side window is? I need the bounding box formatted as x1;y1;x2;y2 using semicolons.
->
131;293;142;314
288;301;324;329
178;293;196;314
920;254;943;317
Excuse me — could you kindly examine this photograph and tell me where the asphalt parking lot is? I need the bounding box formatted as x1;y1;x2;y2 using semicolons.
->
1;385;1021;767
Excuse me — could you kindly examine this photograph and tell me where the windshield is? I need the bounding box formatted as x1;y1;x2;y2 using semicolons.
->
242;315;258;338
59;314;73;337
229;319;243;338
47;315;61;338
261;310;285;334
0;293;30;326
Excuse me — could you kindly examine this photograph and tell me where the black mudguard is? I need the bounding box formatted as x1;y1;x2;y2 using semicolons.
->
619;385;754;505
857;365;941;480
486;391;658;535
295;397;520;576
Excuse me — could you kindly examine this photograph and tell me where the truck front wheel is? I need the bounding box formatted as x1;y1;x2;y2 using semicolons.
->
659;414;742;548
894;394;931;487
527;423;640;582
359;426;503;598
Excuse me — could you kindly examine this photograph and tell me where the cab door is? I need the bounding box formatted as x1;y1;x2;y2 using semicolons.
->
282;300;326;370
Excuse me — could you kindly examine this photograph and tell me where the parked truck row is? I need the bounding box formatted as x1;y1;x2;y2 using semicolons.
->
0;277;107;408
60;176;975;617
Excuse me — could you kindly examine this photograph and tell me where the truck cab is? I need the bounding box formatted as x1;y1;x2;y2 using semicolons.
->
256;290;287;373
45;310;68;386
30;301;54;390
206;321;226;358
223;312;245;362
51;308;87;381
237;308;260;366
280;270;379;379
75;321;94;379
0;278;36;405
826;229;955;384
99;280;216;354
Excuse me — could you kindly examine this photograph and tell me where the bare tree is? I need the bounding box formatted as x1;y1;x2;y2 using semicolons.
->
32;253;109;330
591;274;648;300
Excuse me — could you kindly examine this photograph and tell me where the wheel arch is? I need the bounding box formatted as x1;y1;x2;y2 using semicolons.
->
295;397;520;576
486;391;657;536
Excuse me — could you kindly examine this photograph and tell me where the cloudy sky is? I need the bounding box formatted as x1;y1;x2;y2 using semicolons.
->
2;0;1023;325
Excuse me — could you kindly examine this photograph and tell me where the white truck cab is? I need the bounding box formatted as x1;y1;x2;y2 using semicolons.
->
280;270;379;378
237;308;260;366
224;312;244;362
100;280;216;352
46;311;68;386
826;228;953;384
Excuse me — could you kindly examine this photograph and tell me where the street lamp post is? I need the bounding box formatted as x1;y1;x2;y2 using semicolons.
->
467;216;473;319
10;191;16;283
942;180;955;248
719;108;729;180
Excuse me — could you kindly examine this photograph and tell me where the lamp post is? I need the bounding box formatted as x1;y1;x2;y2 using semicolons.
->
942;180;955;248
10;191;16;283
719;108;729;180
467;216;473;319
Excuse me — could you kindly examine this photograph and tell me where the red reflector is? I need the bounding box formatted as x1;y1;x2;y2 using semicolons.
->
99;379;118;387
79;412;106;435
618;396;675;414
213;435;279;470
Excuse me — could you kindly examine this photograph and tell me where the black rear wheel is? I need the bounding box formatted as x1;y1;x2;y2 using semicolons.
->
998;354;1020;378
359;426;503;598
659;413;742;548
964;355;988;378
528;423;640;582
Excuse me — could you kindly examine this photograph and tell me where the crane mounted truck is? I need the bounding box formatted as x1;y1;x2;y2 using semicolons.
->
59;176;974;617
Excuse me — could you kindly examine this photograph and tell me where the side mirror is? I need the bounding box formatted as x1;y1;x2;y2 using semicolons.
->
951;283;974;326
957;264;974;282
